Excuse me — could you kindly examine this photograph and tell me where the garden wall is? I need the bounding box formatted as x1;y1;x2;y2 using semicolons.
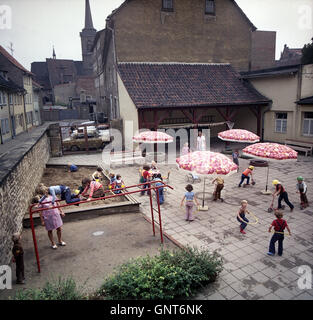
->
0;126;51;265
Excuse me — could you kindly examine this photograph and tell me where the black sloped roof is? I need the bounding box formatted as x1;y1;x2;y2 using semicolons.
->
118;63;271;109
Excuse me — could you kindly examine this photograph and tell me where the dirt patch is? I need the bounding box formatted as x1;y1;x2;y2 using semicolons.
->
0;212;178;299
40;166;126;210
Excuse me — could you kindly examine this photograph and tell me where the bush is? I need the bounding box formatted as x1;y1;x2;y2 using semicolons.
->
96;247;223;300
14;277;85;300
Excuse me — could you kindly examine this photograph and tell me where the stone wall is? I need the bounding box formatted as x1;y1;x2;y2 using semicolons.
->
0;131;50;265
113;0;254;72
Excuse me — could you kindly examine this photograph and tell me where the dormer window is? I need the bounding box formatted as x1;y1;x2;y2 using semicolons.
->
162;0;173;12
205;0;215;15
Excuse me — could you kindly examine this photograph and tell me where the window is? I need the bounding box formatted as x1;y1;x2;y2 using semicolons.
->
26;111;33;125
162;0;173;12
1;118;10;134
9;94;13;105
205;0;215;14
303;112;313;136
0;91;2;105
275;113;287;133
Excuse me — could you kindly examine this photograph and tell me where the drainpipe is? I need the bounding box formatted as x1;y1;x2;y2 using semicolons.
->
7;92;13;139
261;103;272;142
22;91;28;133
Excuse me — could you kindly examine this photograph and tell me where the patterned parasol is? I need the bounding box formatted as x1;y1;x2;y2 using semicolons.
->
218;129;260;143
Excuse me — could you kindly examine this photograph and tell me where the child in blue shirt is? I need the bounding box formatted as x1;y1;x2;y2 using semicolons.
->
181;184;199;221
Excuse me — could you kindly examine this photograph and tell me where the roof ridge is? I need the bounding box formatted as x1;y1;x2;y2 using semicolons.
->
118;62;231;65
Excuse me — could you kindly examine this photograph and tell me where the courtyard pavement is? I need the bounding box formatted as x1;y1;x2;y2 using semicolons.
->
48;145;313;300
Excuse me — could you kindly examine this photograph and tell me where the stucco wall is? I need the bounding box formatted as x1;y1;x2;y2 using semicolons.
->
117;73;139;150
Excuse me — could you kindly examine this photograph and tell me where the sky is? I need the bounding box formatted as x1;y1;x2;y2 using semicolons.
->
0;0;312;70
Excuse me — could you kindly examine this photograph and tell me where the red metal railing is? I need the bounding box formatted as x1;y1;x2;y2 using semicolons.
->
29;181;173;273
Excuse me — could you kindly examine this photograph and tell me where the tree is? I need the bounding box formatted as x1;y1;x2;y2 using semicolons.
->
301;38;313;65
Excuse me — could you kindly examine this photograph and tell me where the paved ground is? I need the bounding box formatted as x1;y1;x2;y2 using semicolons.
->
47;145;313;300
0;212;176;300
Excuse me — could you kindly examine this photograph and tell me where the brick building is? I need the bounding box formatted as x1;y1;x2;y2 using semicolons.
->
93;0;275;143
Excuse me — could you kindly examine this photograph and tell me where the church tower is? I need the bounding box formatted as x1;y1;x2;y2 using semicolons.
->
80;0;96;75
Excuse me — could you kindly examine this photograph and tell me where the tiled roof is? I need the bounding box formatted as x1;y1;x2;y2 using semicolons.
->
0;45;33;75
118;63;270;109
241;64;300;79
0;74;25;92
297;96;313;105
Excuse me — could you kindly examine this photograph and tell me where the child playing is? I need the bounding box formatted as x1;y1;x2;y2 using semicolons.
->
12;233;25;284
140;165;151;196
237;200;250;234
232;150;239;172
296;176;309;209
267;210;291;256
238;166;254;187
272;180;294;212
113;174;125;194
81;178;105;200
212;176;224;202
39;185;80;205
109;173;116;189
154;173;164;204
92;167;104;181
181;184;199;222
67;163;78;172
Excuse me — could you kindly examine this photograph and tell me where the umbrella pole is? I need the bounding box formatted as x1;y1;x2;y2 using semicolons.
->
202;177;206;207
266;165;269;192
198;177;208;211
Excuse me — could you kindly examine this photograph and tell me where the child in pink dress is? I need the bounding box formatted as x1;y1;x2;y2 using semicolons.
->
34;189;66;249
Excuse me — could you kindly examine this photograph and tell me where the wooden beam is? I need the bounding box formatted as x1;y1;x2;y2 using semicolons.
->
181;109;194;123
216;107;228;121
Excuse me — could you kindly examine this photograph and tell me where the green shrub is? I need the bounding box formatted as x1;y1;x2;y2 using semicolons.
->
14;277;85;300
97;247;223;300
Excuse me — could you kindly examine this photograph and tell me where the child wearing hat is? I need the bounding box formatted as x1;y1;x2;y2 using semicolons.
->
238;166;254;187
296;176;309;209
267;210;291;256
12;233;25;284
272;180;294;212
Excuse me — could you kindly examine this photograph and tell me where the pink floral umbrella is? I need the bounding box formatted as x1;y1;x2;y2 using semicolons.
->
242;143;297;192
242;143;297;161
176;151;238;208
132;131;173;144
218;129;260;143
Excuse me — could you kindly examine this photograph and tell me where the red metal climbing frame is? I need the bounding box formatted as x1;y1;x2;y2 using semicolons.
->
28;181;173;273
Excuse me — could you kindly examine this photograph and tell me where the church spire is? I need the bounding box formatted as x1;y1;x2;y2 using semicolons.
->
84;0;95;30
52;46;56;59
